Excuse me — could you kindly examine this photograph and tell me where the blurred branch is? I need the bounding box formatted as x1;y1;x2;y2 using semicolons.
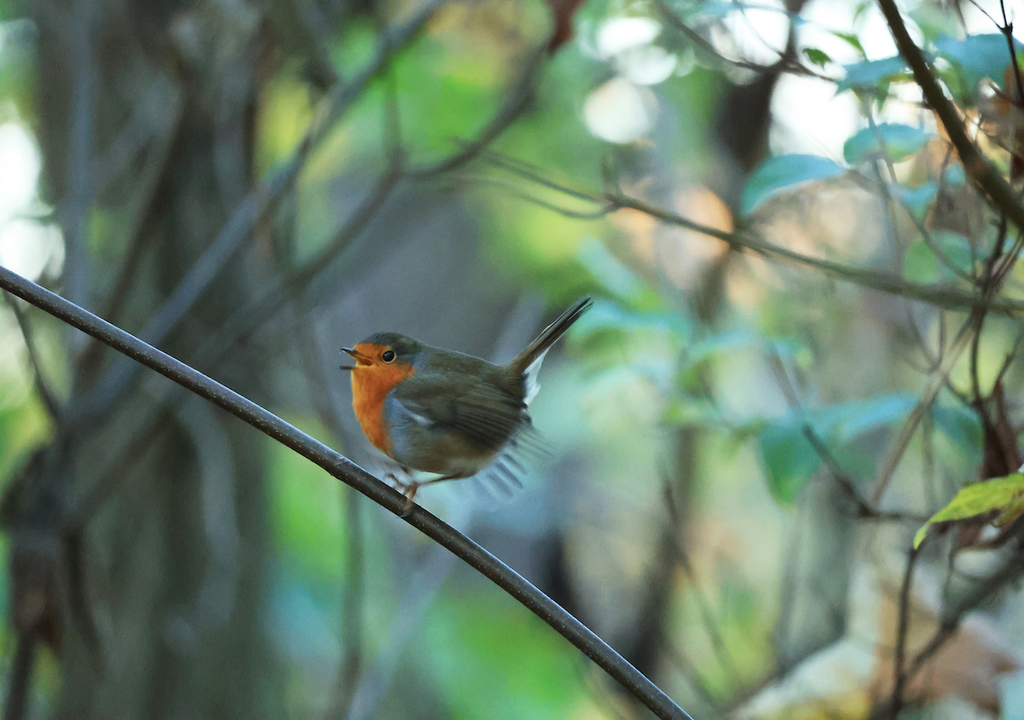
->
64;397;169;530
663;482;741;685
62;0;97;324
196;157;405;365
75;87;185;381
876;0;1024;232
654;0;831;81
344;521;463;720
291;301;365;718
871;316;974;504
999;1;1024;114
768;351;927;521
66;158;403;530
0;266;695;720
885;544;1024;718
409;45;546;177
2;632;36;720
336;487;364;718
478;152;1024;315
70;0;446;426
885;544;922;719
773;494;803;666
62;527;102;670
3;296;62;422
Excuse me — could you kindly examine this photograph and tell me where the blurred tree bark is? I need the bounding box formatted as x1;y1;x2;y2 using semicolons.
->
26;0;281;716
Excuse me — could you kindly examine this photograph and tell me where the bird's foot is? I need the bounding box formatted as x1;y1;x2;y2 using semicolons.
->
387;474;421;517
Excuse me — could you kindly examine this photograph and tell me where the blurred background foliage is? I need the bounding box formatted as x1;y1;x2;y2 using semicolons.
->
2;0;1024;718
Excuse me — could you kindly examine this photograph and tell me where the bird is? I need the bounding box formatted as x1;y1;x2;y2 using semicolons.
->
341;296;593;511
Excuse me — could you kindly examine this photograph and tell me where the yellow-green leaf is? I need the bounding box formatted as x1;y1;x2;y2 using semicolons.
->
914;473;1024;548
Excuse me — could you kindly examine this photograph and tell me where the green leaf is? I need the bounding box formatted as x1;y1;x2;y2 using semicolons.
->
685;329;759;367
944;164;966;186
740;154;846;216
682;1;736;20
838;56;909;92
571;298;689;342
931;401;983;451
935;33;1022;87
810;393;916;443
909;5;960;43
900;182;937;219
852;1;871;24
930;230;974;277
832;31;865;59
903;240;940;284
663;397;722;427
803;47;832;69
903;232;972;284
757;394;913;505
914;473;1024;548
758;421;820;504
843;124;934;164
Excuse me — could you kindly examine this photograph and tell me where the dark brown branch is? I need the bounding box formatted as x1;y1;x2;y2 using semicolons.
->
0;266;694;720
876;0;1024;231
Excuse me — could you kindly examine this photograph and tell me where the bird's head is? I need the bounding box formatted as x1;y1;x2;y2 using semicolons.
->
341;332;420;391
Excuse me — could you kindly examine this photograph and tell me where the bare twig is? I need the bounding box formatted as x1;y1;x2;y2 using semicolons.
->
0;266;695;720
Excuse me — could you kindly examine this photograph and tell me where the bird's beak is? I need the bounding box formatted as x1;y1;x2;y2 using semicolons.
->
340;347;362;371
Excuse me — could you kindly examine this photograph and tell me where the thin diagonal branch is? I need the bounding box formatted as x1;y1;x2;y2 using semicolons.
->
0;266;694;720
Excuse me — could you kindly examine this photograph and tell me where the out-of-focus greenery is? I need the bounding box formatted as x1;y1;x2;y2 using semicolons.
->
5;0;1024;718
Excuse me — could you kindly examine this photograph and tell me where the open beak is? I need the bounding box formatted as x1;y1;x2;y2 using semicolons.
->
339;347;362;371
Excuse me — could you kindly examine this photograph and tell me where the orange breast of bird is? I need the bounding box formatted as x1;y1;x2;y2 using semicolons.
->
350;343;416;455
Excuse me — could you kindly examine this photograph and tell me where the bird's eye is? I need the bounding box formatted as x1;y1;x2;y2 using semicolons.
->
382;350;396;363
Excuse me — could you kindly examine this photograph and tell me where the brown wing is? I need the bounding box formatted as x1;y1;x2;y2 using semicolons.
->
390;374;528;451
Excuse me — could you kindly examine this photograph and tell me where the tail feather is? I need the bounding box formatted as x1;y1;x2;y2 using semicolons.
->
508;296;593;381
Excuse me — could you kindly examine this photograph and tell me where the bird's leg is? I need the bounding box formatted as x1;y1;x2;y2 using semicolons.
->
395;474;462;517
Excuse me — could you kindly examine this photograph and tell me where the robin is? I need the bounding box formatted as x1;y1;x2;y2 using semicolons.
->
341;296;592;510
